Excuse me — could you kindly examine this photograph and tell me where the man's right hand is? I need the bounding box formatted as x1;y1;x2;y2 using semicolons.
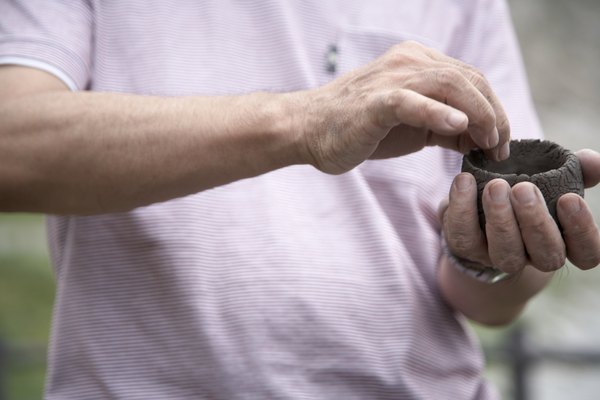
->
0;41;510;214
293;40;511;174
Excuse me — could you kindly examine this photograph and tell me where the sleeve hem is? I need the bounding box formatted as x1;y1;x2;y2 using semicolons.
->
0;35;91;90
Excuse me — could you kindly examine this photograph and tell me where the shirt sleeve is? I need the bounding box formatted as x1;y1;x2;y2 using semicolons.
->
448;0;543;140
0;0;93;91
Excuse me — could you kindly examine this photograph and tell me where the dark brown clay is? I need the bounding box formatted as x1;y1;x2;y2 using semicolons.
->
462;139;584;230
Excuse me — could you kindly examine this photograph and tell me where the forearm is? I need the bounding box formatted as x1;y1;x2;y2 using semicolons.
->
0;91;304;214
437;254;554;326
1;39;518;215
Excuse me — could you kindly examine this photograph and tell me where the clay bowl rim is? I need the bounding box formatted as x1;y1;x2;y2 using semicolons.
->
462;139;576;182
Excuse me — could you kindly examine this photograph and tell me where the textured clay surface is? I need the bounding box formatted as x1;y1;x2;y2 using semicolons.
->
462;139;584;230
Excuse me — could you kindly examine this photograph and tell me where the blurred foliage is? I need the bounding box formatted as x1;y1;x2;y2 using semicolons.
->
0;254;54;340
0;214;54;400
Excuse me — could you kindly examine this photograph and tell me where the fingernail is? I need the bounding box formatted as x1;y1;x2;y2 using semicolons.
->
514;185;537;205
489;181;508;203
498;141;510;160
488;127;500;149
454;174;472;192
446;110;467;129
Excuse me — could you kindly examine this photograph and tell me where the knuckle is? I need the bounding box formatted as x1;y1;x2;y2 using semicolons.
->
432;69;464;96
467;68;489;87
400;40;423;50
448;231;476;256
381;92;399;110
484;204;514;232
490;218;515;235
435;68;462;86
386;43;422;67
496;116;511;136
418;99;436;120
523;217;548;234
474;98;495;124
467;71;484;88
388;43;405;57
390;42;412;57
375;92;402;127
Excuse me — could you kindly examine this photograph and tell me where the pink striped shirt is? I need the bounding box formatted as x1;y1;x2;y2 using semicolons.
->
0;0;542;398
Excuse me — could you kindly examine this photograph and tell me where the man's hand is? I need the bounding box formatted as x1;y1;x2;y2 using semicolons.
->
437;149;600;326
442;149;600;275
293;40;511;174
0;41;512;214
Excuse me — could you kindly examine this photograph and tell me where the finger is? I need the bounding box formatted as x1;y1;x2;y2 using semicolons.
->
371;124;477;159
576;149;600;188
404;68;498;150
428;131;478;155
369;124;427;159
482;179;527;273
510;183;566;271
557;194;600;269
422;49;511;160
380;89;468;133
444;173;489;263
464;73;510;162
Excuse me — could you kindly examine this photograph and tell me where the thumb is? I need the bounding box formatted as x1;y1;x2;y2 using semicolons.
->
576;149;600;188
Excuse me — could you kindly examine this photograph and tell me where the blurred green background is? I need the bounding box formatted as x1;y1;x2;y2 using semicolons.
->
0;214;52;399
1;0;599;399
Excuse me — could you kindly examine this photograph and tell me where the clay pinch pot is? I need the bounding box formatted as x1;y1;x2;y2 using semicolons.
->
461;139;585;230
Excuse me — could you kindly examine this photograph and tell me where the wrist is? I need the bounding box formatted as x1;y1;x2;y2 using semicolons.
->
278;89;322;169
251;92;308;169
440;237;515;284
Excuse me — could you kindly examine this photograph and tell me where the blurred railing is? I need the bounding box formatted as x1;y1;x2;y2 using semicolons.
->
0;339;5;400
485;324;600;400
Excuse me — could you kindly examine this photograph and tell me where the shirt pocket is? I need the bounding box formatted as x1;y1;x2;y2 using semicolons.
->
335;25;444;75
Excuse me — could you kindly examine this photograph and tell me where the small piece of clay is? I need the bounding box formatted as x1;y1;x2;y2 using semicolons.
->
461;139;584;230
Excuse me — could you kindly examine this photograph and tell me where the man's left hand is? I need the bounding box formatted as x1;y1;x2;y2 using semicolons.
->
441;149;600;274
